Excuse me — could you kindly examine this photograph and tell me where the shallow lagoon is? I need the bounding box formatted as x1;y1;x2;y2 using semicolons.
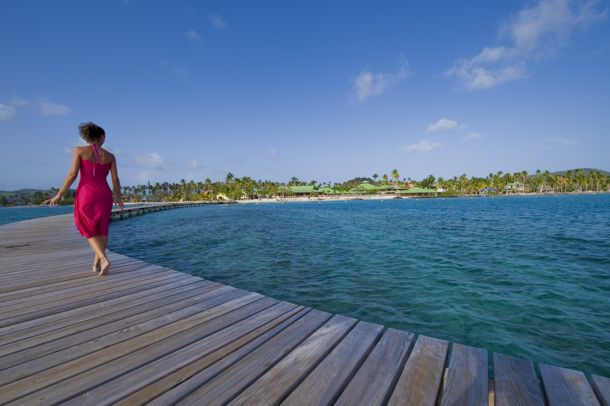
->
7;195;608;376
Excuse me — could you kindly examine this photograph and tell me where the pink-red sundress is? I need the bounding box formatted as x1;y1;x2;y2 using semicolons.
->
74;145;113;238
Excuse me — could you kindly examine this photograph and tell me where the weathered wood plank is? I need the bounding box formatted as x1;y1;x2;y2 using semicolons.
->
0;272;203;337
11;297;279;405
0;286;244;385
228;314;357;405
0;268;183;327
540;364;601;406
0;263;170;310
0;292;264;403
154;309;331;406
440;343;488;406
0;275;205;347
388;335;449;406
591;374;610;406
0;282;223;371
118;308;312;406
336;328;414;406
493;352;544;406
282;320;384;405
69;303;302;405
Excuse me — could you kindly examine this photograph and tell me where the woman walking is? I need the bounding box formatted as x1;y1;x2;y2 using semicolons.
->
43;122;124;275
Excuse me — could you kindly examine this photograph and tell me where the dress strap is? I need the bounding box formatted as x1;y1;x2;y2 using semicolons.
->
91;144;102;176
91;144;103;163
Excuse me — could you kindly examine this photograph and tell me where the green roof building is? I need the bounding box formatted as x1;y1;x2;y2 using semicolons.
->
287;185;316;194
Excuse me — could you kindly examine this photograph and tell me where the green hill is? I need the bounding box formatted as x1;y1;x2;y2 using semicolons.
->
551;168;609;176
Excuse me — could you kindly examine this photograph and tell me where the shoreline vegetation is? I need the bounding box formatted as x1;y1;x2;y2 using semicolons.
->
2;167;608;206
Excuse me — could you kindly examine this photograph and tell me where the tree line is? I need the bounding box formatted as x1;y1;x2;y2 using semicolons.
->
120;168;609;202
1;168;608;206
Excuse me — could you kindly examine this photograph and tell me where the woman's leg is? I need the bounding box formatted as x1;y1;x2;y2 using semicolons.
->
88;236;111;275
87;238;104;261
101;236;109;252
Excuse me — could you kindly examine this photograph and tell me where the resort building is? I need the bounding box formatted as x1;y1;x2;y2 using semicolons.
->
505;182;525;193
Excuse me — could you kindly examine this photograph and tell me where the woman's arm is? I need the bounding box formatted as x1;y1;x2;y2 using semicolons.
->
110;155;124;210
42;148;81;206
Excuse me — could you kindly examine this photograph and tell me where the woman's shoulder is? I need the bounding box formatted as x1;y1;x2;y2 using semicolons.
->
73;146;87;156
102;149;116;162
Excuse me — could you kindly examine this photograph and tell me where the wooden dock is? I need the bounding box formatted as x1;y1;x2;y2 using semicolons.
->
110;201;234;221
1;213;609;405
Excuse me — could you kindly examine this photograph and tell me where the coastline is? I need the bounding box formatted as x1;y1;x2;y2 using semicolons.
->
235;190;609;205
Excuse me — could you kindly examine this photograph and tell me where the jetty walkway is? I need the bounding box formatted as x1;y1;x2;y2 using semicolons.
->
0;211;609;405
110;201;234;221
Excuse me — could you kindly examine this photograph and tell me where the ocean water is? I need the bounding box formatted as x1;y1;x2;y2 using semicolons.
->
4;196;608;376
0;205;74;225
109;195;610;377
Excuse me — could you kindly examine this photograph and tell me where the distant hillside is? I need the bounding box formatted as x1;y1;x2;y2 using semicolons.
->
0;188;73;206
0;189;57;198
551;168;609;176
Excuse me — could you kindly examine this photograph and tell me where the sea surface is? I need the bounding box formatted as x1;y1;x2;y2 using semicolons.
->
3;196;609;376
0;205;74;225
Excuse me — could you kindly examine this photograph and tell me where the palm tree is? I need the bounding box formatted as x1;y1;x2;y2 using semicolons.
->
372;173;379;183
391;169;400;184
459;174;468;195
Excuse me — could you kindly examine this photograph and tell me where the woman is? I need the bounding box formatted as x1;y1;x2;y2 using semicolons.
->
43;122;124;275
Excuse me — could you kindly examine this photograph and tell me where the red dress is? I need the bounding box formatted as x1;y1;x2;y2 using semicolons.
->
74;153;113;238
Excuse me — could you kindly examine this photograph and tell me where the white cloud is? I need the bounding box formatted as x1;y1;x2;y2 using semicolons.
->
464;132;483;140
136;152;163;168
427;118;459;132
190;159;205;169
209;13;227;30
0;104;16;120
352;60;411;102
406;140;441;153
447;0;606;89
39;99;71;116
448;59;528;90
186;29;201;41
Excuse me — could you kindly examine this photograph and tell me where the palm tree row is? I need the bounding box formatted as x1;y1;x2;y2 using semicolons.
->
120;168;610;202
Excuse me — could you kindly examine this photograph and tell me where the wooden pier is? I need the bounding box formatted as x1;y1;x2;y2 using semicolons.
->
0;213;609;405
110;201;234;221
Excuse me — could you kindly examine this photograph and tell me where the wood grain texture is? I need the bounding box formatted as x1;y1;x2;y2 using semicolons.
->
540;364;601;406
440;343;488;406
229;314;357;405
172;309;332;406
119;308;313;406
591;375;610;406
493;353;544;406
282;320;384;406
0;293;264;403
388;335;449;406
67;302;300;405
336;328;414;406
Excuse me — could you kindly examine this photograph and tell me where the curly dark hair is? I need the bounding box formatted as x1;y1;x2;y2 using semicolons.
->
79;122;106;143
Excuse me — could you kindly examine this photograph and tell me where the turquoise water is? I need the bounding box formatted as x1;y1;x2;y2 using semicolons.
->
0;205;74;225
110;195;610;377
3;196;608;376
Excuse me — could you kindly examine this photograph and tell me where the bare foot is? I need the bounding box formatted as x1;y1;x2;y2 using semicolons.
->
93;257;101;273
99;257;111;276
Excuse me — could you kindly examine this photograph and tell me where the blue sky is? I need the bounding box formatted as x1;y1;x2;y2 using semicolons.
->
1;0;609;189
